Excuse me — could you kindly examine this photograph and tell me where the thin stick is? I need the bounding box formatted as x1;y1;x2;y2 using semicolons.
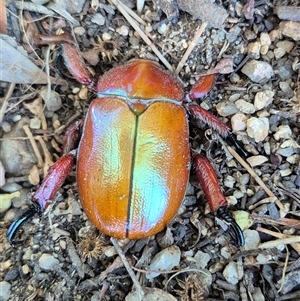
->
175;22;207;74
23;125;44;167
227;145;284;211
0;83;15;125
110;238;144;299
109;0;173;72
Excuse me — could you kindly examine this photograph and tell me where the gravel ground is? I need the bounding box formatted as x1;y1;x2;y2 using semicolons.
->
1;0;300;300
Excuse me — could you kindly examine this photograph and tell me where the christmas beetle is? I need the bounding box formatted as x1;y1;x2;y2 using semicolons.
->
7;31;245;247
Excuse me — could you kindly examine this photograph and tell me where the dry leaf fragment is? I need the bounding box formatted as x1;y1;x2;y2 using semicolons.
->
0;35;65;84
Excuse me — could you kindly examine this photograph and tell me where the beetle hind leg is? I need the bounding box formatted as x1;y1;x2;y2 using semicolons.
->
7;202;41;245
194;155;244;247
217;206;245;247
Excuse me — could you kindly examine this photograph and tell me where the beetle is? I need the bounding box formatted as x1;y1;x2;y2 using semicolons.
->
7;30;245;247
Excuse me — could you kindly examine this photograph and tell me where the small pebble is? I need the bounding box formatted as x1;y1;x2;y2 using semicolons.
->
216;102;238;116
209;262;224;273
224;175;236;188
280;169;292;177
1;121;11;132
279;82;294;97
254;90;274;110
279;21;300;41
231;113;247;131
223;261;240;284
40;88;62;112
276;147;295;157
235;99;255;114
102;32;112;41
21;264;30;275
91;13;105;26
252;287;265;301
247;41;261;59
39;254;59;271
29;116;41;129
233;190;244;199
243;229;260;250
73;26;85;35
146;246;181;279
0;191;20;213
0;281;11;301
117;25;129;36
194;250;211;269
263;142;271;155
12;114;22;122
256;253;273;264
274;125;292;140
247;155;268;167
247;117;269;142
79;87;88;100
241;60;274;83
286;154;299;164
220;247;231;259
158;23;168;35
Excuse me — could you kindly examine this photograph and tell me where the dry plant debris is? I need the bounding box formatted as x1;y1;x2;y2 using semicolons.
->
1;0;300;301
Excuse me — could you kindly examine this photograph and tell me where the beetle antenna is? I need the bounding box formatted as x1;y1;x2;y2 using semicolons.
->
217;206;245;247
7;202;41;246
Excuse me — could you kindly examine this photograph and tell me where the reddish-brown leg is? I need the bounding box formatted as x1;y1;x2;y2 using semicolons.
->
7;120;83;245
40;31;96;89
194;155;244;246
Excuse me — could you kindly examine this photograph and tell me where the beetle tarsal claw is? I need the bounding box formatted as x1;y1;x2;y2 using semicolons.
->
217;206;245;247
7;202;41;246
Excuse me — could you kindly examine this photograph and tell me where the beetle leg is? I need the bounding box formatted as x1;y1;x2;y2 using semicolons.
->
188;73;218;100
188;104;249;159
7;203;41;245
40;31;96;90
62;119;84;154
194;155;244;246
7;152;76;245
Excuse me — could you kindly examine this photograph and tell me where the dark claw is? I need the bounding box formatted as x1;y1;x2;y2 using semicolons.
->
7;202;41;246
226;132;250;159
217;206;245;247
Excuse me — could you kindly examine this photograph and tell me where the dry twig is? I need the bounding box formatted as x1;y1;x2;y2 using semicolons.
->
108;0;173;72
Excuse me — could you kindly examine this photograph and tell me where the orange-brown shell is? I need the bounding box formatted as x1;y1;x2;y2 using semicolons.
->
77;60;190;239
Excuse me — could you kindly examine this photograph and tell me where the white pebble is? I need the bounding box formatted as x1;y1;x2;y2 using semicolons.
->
231;113;247;131
224;175;236;188
247;155;268;167
117;25;129;36
247;117;269;142
146;246;181;279
243;229;260;250
235;99;255;114
102;32;112;41
158;23;168;35
39;254;59;271
91;13;105;26
223;261;241;284
194;250;211;269
241;60;274;83
0;281;11;301
274;125;292;140
254;90;274;110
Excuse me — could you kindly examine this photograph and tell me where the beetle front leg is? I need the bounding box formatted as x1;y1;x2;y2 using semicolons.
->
7;152;76;245
40;31;96;90
188;104;249;159
194;155;245;246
